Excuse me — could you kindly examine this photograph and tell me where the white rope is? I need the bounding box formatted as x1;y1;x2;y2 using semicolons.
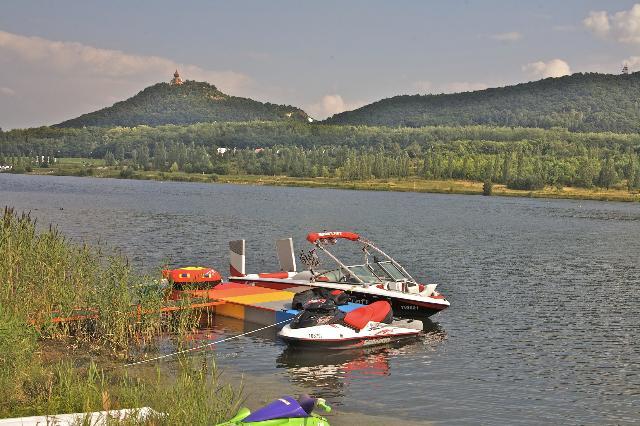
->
125;318;292;367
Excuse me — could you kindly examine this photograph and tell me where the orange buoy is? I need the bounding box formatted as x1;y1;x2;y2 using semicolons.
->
162;266;222;286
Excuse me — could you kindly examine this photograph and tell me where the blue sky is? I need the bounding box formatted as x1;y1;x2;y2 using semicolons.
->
1;0;640;128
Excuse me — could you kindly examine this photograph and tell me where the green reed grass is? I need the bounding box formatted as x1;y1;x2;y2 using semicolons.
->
0;207;237;421
0;206;199;350
6;359;240;424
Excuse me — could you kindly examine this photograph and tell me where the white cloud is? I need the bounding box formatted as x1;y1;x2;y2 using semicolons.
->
306;94;366;119
0;30;260;128
0;30;250;93
523;59;571;78
489;31;522;42
584;4;640;44
0;87;15;96
584;11;611;38
623;56;640;70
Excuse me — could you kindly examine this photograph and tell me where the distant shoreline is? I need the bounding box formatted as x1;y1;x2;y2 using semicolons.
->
16;165;640;203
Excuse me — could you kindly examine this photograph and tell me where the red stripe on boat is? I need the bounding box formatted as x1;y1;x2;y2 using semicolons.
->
258;271;290;279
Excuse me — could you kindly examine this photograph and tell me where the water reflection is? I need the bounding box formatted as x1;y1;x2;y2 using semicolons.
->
275;321;447;401
5;175;640;424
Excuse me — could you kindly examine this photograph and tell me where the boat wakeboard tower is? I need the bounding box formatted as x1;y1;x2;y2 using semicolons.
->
228;231;450;320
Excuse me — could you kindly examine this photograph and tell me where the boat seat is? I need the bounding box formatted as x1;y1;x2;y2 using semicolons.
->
368;301;393;324
406;283;420;294
318;270;343;282
343;304;374;330
343;301;393;329
386;282;403;292
292;270;314;280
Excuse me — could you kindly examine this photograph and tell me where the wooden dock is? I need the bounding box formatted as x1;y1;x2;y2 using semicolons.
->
40;282;362;329
177;282;362;327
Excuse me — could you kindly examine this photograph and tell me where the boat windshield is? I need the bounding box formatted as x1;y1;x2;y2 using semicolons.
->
316;261;411;284
371;261;408;281
348;265;379;283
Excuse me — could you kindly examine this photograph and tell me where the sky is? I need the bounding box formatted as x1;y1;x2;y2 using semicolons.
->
2;0;640;129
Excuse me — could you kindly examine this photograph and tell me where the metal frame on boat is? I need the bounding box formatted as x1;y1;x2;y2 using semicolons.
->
228;231;450;320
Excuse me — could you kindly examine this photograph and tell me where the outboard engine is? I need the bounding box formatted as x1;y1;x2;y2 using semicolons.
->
289;298;345;329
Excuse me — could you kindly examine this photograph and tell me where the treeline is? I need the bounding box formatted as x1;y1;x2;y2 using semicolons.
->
55;81;308;128
326;72;640;132
3;122;640;189
101;142;640;190
4;121;640;157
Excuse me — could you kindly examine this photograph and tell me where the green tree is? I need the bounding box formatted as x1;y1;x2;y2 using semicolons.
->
104;151;116;166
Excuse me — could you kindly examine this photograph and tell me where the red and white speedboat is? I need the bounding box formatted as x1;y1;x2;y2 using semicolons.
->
229;231;450;320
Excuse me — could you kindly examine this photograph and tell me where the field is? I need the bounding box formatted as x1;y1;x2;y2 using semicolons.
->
24;159;640;202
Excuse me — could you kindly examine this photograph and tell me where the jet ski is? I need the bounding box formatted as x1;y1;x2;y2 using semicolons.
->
278;300;422;350
217;394;331;426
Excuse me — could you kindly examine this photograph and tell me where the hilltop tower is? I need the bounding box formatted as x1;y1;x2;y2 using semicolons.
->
622;64;630;75
170;69;184;85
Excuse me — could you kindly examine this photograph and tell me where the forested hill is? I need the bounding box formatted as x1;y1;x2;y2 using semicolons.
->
324;72;640;132
56;81;309;127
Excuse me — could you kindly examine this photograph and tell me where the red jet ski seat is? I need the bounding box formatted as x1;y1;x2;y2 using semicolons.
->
343;301;393;330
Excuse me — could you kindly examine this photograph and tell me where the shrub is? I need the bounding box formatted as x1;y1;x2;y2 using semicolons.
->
507;176;544;191
482;180;493;196
120;167;134;178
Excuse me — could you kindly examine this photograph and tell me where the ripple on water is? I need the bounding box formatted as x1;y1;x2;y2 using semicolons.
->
1;174;639;425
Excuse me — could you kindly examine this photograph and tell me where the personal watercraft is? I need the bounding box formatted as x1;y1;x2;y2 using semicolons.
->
217;395;331;426
278;300;422;350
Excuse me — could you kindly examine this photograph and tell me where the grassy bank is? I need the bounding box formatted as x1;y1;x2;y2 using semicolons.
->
22;158;640;202
0;207;240;423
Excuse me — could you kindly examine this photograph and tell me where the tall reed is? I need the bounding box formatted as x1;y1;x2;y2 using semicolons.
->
0;206;199;350
4;359;241;424
0;207;229;420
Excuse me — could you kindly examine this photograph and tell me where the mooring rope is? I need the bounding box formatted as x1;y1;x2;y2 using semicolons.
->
124;318;292;367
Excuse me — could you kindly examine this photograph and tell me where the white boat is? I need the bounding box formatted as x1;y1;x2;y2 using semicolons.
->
0;407;159;426
278;300;422;350
228;231;450;320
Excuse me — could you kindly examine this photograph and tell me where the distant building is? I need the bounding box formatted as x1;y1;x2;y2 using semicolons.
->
170;69;184;85
217;147;228;156
622;64;630;75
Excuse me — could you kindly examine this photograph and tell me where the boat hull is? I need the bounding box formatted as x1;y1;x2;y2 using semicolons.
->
278;323;421;350
232;277;449;321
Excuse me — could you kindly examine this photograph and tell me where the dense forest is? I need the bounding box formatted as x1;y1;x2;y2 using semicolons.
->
56;81;309;127
325;73;640;132
3;73;640;192
3;122;640;190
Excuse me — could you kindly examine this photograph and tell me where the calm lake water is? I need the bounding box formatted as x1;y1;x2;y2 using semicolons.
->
1;174;639;425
